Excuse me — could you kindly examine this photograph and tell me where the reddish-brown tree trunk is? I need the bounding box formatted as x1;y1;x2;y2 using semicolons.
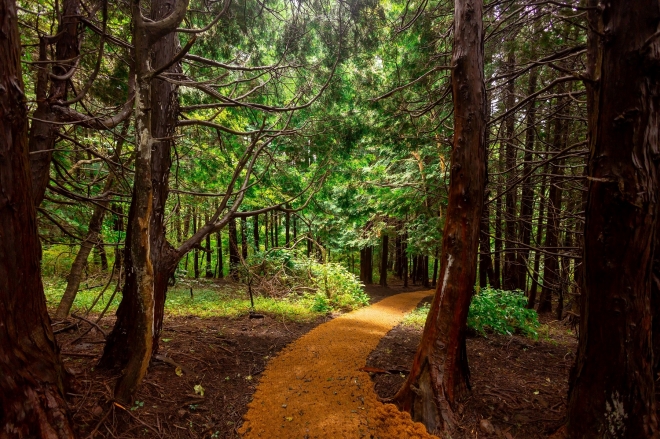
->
566;1;660;436
380;234;389;287
0;1;75;435
393;0;486;433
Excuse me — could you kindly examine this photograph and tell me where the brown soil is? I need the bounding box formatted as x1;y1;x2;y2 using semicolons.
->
53;281;577;439
55;312;326;438
238;290;436;439
366;302;578;438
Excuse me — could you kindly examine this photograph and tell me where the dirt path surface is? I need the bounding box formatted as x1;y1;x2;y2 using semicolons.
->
238;290;437;439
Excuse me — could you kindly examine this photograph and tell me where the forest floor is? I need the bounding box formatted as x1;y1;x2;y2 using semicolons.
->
53;280;577;439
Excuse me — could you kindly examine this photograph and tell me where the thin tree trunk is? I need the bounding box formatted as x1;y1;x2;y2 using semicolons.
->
515;63;539;292
241;217;248;262
56;125;127;318
285;207;290;246
0;2;75;433
253;214;259;252
217;230;224;278
527;170;548;309
538;91;567;314
502;49;518;291
567;1;660;435
205;214;213;278
479;191;495;288
229;217;239;280
393;0;486;433
193;208;199;278
380;234;389;287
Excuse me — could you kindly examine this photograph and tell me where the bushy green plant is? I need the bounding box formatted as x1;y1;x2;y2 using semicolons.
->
244;249;368;313
468;287;540;339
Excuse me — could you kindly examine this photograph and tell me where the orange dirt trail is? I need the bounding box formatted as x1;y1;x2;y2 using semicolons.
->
238;290;438;439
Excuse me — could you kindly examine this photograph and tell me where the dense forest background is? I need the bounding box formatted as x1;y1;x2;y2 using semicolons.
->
1;0;659;437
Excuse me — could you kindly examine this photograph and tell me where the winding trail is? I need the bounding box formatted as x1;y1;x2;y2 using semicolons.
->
238;290;438;438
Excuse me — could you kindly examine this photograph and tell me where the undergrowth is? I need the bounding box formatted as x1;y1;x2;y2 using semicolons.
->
403;287;540;339
43;249;368;323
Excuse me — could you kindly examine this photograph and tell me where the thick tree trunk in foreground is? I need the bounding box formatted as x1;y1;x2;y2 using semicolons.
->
566;1;660;437
0;1;75;435
380;234;389;287
393;0;486;433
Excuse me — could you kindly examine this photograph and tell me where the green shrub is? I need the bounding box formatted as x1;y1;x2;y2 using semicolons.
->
468;287;539;339
244;249;368;313
403;288;540;339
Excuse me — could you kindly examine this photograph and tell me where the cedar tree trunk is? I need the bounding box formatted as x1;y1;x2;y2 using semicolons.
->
566;1;660;437
0;1;75;435
393;0;486;433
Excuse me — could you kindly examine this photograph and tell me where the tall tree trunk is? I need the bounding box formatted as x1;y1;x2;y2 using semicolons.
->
229;217;240;280
393;0;486;433
56;125;127;319
502;49;518;291
493;146;503;289
285;208;290;246
567;1;660;436
514;63;539;292
253;214;259;252
216;230;224;278
205;214;213;278
479;191;495;288
99;0;188;403
113;203;124;273
403;233;409;287
0;2;75;434
538;93;567;313
380;234;389;287
193;208;199;278
264;212;269;250
527;169;548;309
241;217;248;261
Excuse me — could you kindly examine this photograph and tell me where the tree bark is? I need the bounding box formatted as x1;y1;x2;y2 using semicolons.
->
229;217;240;280
241;216;248;261
566;1;660;436
502;49;518;291
479;191;495;288
205;214;213;278
99;0;188;404
393;0;486;433
527;169;547;309
216;230;224;278
0;1;75;434
253;214;260;252
514;63;539;292
380;234;389;287
538;91;567;314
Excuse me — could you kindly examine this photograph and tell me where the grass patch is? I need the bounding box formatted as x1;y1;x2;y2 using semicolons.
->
402;302;430;330
44;278;337;323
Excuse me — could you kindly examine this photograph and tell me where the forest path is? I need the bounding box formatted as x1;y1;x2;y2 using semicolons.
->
237;290;438;439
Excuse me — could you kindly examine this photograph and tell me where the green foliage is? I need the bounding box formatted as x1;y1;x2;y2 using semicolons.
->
403;288;540;340
246;249;369;312
468;288;540;339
